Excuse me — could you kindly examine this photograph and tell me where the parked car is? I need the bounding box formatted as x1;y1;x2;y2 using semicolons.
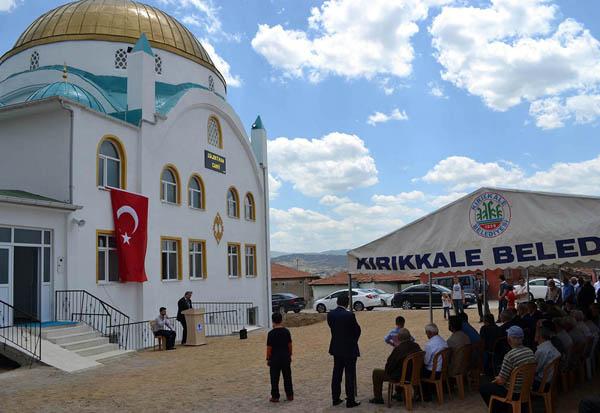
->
433;274;477;295
314;289;380;313
527;278;563;301
272;293;306;313
392;284;477;309
364;288;394;306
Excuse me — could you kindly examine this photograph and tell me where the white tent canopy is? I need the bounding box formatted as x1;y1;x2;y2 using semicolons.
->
348;187;600;275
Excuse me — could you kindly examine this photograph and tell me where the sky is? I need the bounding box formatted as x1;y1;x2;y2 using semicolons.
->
1;0;600;253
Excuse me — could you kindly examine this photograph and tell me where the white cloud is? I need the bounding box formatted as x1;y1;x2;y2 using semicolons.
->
428;81;447;99
0;0;18;12
270;191;426;252
252;0;451;82
200;39;242;87
420;156;525;191
530;94;600;129
367;108;408;126
421;154;600;196
428;192;467;208
159;0;239;41
268;132;378;197
430;0;600;128
524;156;600;195
268;174;282;200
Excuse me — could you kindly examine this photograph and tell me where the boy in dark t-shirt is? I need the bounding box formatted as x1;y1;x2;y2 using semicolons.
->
267;312;294;402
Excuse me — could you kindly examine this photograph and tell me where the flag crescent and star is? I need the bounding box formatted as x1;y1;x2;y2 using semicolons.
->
110;189;148;283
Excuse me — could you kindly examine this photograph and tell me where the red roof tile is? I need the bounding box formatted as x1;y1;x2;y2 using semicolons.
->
271;263;319;280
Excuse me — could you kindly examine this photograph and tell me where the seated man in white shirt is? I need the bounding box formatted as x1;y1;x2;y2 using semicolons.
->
421;323;448;400
153;307;177;350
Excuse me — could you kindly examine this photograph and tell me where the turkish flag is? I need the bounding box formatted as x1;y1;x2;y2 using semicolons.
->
110;189;148;282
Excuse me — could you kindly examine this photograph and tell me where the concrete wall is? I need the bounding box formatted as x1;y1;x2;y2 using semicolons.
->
0;104;71;202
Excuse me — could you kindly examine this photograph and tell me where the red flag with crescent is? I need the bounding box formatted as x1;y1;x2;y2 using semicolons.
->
110;189;148;282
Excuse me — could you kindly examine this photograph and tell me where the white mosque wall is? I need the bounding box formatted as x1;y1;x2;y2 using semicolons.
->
138;90;269;324
0;41;226;101
0;103;71;202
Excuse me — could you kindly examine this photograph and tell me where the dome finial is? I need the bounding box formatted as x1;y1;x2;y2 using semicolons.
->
62;62;68;82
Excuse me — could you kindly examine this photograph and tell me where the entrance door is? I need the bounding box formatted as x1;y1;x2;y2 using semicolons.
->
13;246;39;322
0;247;10;304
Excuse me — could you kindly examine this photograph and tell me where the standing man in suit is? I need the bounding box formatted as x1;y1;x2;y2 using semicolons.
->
328;293;362;408
177;291;193;345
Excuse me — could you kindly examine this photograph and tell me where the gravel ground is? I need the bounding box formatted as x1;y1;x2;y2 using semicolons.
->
0;307;596;412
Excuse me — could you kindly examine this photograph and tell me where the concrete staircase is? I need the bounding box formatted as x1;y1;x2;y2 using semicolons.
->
42;323;133;363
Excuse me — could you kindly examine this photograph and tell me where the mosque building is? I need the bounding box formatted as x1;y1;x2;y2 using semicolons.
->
0;0;271;327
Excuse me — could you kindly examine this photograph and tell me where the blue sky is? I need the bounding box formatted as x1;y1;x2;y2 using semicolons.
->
2;0;600;253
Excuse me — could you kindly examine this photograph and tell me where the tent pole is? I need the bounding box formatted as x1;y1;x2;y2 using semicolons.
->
429;272;433;324
483;270;487;316
525;268;530;301
348;273;353;313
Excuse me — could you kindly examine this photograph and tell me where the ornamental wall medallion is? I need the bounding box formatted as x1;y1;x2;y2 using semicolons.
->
213;213;224;244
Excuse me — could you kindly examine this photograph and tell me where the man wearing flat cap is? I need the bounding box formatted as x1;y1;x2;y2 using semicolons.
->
479;326;535;412
369;328;421;405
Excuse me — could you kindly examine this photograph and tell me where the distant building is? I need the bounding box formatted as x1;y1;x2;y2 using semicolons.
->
271;263;320;305
310;272;419;300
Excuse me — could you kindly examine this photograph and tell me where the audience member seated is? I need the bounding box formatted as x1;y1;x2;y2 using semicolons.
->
564;316;587;348
571;310;594;338
526;301;543;323
534;325;560;392
516;303;535;348
480;313;506;375
152;306;176;350
421;323;448;401
369;328;421;405
447;315;471;378
459;312;481;344
479;326;535;413
553;317;573;373
384;316;414;346
579;395;600;413
499;309;519;333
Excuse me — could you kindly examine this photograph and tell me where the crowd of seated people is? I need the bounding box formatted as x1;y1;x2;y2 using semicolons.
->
368;276;600;412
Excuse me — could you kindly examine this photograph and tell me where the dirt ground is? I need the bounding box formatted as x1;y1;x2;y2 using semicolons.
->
0;307;597;412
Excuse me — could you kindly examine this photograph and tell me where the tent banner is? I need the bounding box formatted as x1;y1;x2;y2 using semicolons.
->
348;188;600;274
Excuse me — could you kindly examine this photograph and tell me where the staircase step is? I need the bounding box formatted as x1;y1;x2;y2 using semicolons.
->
75;343;119;357
90;349;135;363
43;325;94;339
62;337;110;351
50;331;101;345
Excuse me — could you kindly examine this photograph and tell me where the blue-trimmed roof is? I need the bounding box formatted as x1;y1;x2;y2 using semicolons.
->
26;81;106;113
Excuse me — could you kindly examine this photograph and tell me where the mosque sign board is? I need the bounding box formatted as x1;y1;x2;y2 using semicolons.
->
205;150;226;174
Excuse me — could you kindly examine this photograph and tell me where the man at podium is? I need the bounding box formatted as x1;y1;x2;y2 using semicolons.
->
177;291;193;345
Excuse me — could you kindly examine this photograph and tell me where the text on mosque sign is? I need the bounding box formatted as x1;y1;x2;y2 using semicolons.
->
205;150;226;174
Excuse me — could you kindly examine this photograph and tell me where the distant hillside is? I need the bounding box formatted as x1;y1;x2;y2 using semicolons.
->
272;253;347;277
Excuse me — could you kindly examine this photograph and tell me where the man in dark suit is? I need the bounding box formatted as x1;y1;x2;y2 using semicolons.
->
177;291;193;345
328;293;361;408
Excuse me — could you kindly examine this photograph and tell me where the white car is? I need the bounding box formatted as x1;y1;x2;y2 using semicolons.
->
527;278;563;300
314;289;380;313
365;288;394;306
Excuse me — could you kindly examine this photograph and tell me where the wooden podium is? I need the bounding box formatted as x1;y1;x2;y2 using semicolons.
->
182;308;207;346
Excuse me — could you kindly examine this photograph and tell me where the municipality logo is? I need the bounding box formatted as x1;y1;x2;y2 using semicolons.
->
469;192;511;238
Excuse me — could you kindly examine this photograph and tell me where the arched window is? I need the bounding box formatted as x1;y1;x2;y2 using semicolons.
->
30;51;39;70
244;193;255;221
97;136;126;189
188;175;205;209
115;48;127;69
207;116;222;148
208;75;215;91
227;187;239;218
161;165;180;204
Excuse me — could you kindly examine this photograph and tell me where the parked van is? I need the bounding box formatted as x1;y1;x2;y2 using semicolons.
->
433;275;477;295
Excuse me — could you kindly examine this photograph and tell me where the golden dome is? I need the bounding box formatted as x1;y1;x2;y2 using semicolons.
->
0;0;225;86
